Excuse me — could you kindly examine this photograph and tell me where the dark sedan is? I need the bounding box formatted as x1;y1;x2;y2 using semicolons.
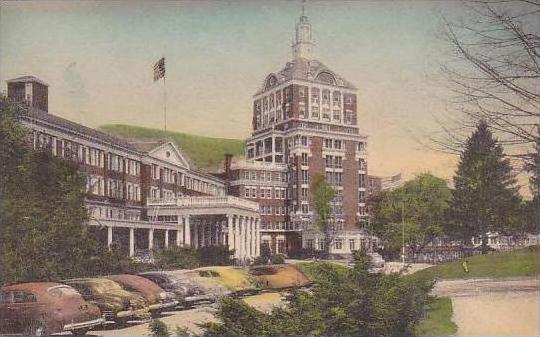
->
138;271;214;308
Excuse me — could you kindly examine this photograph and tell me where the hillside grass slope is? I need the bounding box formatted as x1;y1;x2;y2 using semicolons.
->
412;246;540;281
100;124;244;171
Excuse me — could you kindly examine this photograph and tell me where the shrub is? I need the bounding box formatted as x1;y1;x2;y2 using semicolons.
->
197;245;234;266
154;246;199;270
270;254;286;264
201;251;433;337
174;326;190;337
149;319;170;337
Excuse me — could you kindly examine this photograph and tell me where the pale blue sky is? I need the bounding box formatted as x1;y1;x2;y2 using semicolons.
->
1;0;468;179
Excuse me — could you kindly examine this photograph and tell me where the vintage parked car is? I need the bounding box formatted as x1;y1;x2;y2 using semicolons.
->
165;269;231;301
106;274;178;315
249;264;311;290
138;271;212;308
0;282;105;336
62;278;149;325
194;266;257;295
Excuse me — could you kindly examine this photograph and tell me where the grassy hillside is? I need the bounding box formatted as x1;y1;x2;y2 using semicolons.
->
100;124;244;171
415;297;457;337
412;246;540;280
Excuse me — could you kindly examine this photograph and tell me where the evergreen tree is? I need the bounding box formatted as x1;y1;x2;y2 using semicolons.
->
450;121;521;251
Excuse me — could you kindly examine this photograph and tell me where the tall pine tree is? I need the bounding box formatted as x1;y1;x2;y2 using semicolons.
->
450;121;521;252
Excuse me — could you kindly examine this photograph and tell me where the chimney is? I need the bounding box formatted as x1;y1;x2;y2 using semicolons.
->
224;153;233;179
6;76;49;112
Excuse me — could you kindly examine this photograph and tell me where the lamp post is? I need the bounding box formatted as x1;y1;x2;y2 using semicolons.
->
401;202;405;266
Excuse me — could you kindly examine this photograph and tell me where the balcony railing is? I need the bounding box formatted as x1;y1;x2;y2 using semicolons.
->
148;196;260;212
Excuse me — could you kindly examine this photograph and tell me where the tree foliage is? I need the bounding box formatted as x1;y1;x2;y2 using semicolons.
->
202;251;433;337
0;98;117;284
450;121;522;248
310;173;335;254
197;245;234;266
369;173;452;260
0;98;152;283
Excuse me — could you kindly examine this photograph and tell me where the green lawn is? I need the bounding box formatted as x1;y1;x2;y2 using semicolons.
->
415;297;457;337
413;246;540;281
296;261;349;282
100;124;244;171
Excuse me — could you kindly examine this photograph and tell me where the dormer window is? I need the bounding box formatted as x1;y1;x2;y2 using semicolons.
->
315;71;336;85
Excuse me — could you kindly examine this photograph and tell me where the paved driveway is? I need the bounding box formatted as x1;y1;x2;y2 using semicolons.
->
433;277;540;337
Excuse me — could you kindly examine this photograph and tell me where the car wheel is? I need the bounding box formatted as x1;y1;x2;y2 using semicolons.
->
24;320;47;337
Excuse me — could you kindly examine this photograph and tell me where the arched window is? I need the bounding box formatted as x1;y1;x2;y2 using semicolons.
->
315;71;336;85
264;74;278;90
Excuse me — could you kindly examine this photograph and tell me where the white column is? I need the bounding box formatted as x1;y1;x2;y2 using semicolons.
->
240;216;246;258
129;228;135;257
165;229;169;249
235;216;241;258
148;228;154;250
176;217;182;246
107;226;113;248
184;216;191;247
193;219;199;248
249;217;254;257
227;215;234;253
255;218;260;256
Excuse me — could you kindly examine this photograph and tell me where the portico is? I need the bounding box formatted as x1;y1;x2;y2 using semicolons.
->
147;196;261;260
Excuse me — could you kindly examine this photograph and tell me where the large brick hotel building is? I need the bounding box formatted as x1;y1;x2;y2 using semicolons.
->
221;12;378;256
6;10;378;259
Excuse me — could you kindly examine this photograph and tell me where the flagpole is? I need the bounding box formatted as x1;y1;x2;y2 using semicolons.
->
163;72;167;132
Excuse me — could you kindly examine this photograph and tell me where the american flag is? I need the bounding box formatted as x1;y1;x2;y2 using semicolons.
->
153;57;165;81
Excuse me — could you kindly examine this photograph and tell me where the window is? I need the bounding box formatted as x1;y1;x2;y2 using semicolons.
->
335;239;343;250
359;159;366;170
334;156;342;169
301;170;309;184
251;187;257;198
301;153;309;166
324;139;333;149
277;239;285;254
299;106;306;118
359;174;366;188
245;187;250;198
48;286;79;298
359;190;366;202
334;172;342;186
311;106;320;118
301;136;308;146
349;239;356;251
318;240;325;251
299;87;305;98
306;239;314;250
301;204;309;213
325;155;334;168
301;188;309;201
334;140;342;149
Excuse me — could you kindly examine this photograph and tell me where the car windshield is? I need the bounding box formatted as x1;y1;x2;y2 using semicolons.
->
47;286;79;298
